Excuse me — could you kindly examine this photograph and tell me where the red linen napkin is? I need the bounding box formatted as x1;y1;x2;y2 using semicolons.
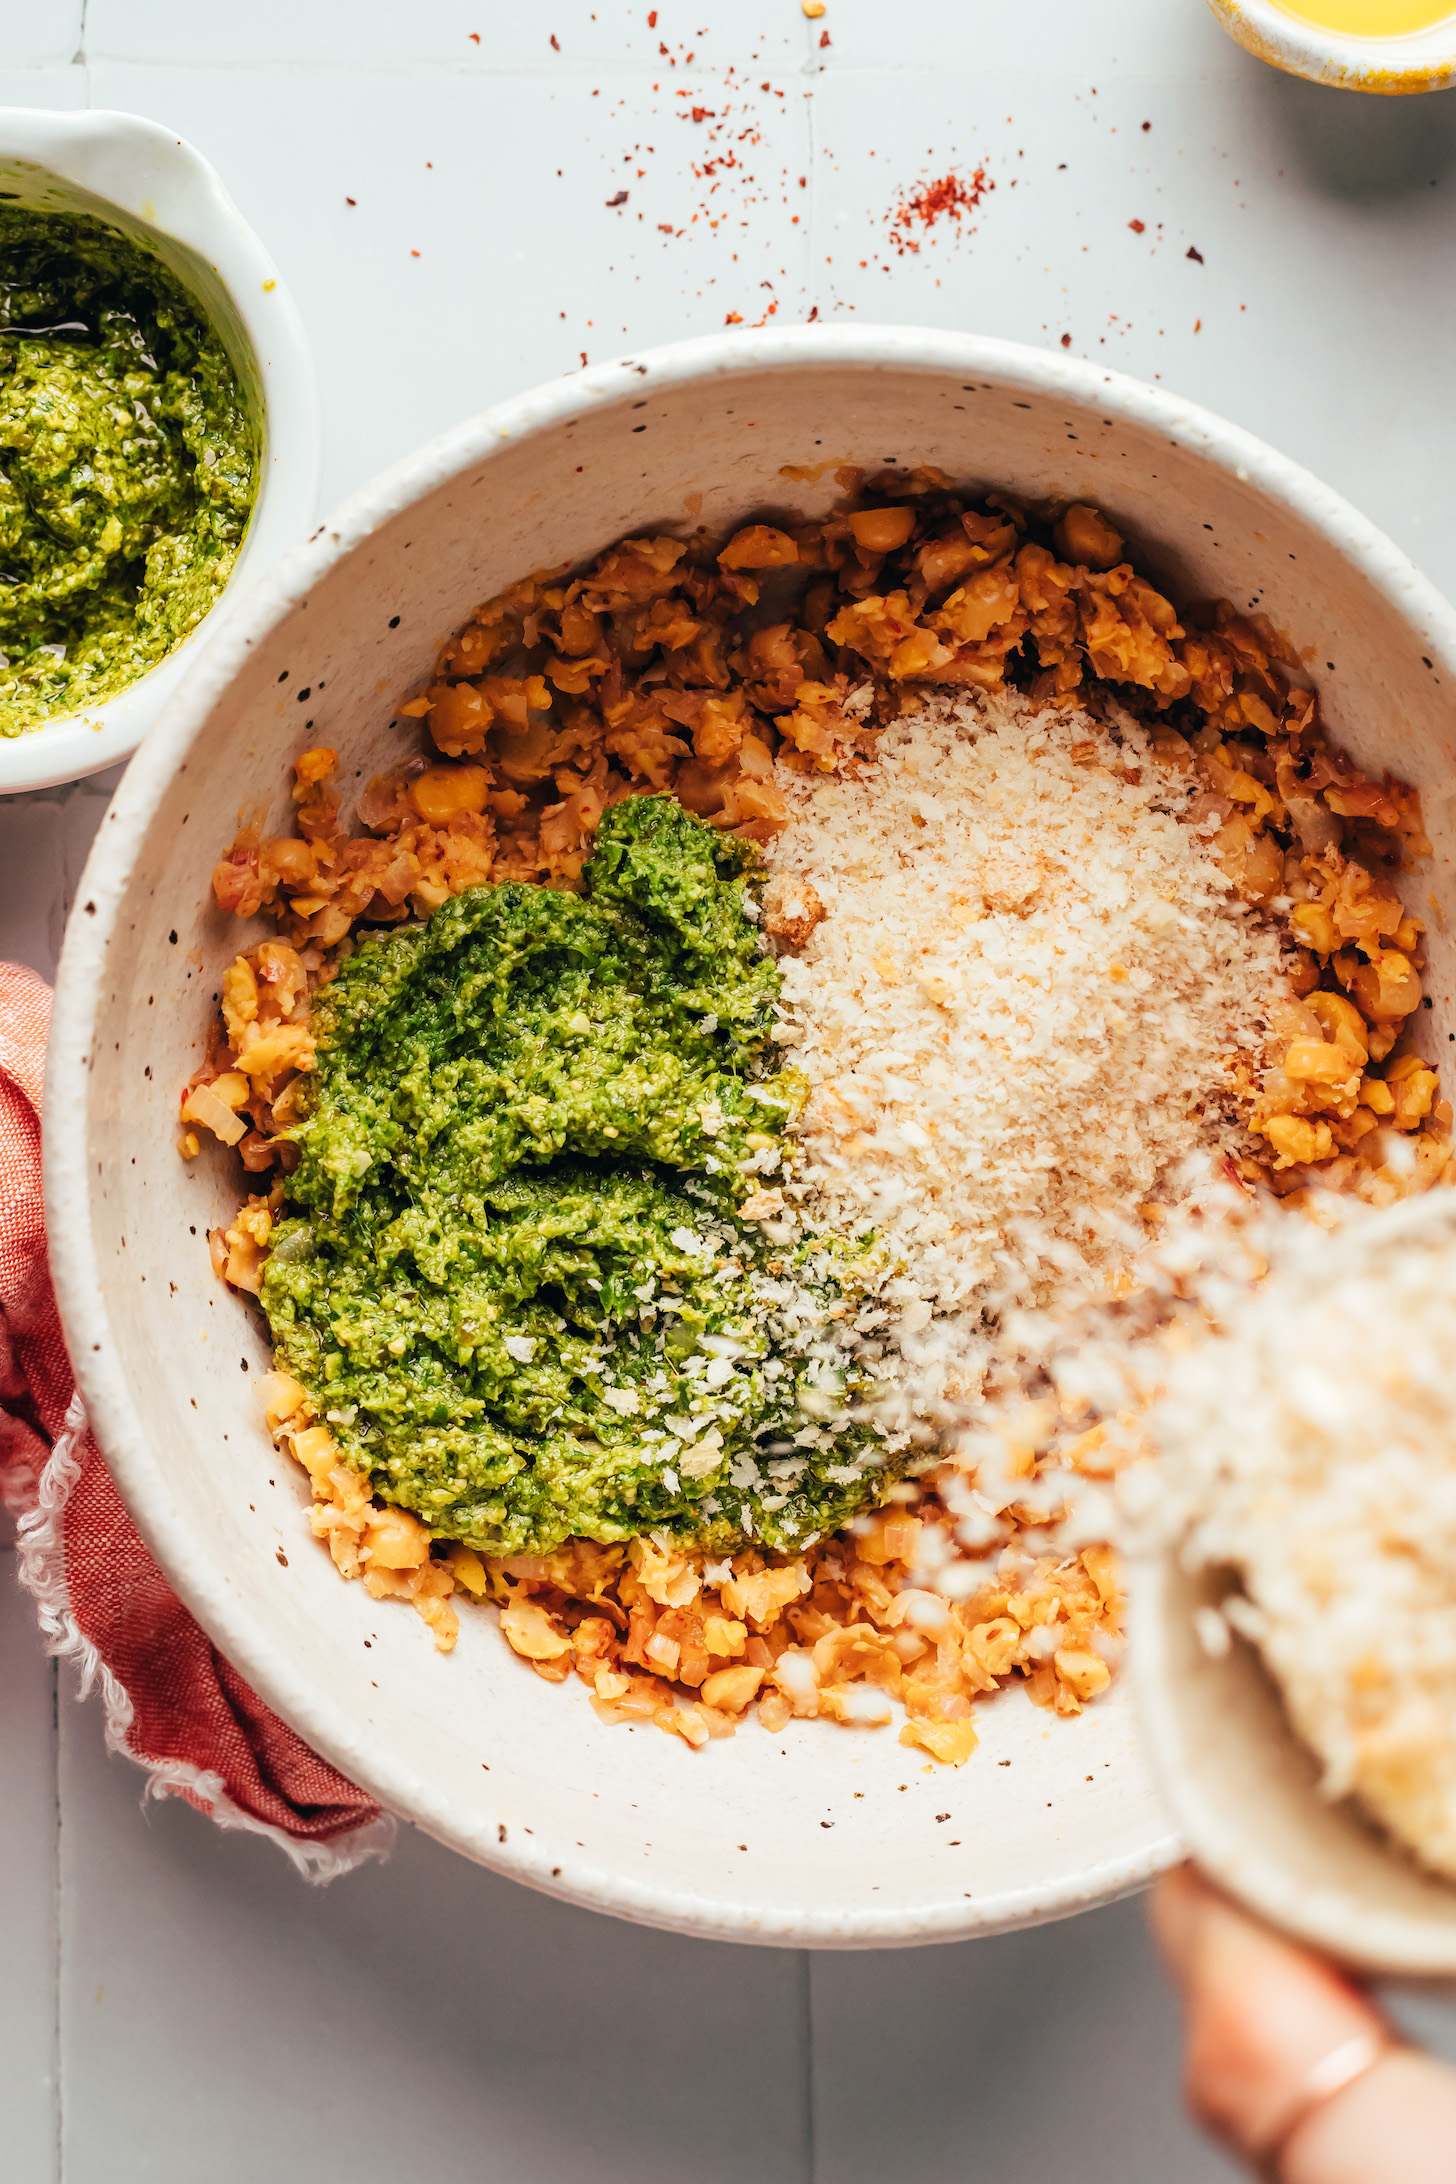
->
0;962;391;1878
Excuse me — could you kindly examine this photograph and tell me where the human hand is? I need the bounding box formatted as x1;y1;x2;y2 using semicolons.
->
1151;1865;1456;2181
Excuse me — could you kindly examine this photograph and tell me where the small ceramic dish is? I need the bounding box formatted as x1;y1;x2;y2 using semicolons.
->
1205;0;1456;94
0;107;320;794
1132;1546;1456;1977
1131;1190;1456;1980
42;326;1456;1945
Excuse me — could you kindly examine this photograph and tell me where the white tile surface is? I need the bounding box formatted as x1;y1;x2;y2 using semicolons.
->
84;0;809;69
3;8;1456;2176
89;60;815;510
808;42;1456;602
0;4;82;71
809;1907;1240;2184
0;65;85;110
0;779;113;983
57;1688;810;2184
0;1552;59;2184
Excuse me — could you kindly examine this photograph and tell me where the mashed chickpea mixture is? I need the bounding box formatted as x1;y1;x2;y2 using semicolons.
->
184;472;1448;1762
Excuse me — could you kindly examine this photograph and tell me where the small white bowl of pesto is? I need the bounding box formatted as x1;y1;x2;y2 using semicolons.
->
0;108;320;792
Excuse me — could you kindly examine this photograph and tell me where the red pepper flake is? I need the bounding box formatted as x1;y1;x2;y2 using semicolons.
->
648;6;658;20
1128;218;1145;233
1187;244;1205;263
468;30;480;42
658;221;674;232
345;196;357;206
1060;332;1072;348
691;106;712;121
889;165;991;243
725;310;743;324
820;29;831;45
1194;318;1202;333
410;249;421;258
607;190;629;206
1141;119;1152;131
550;32;560;50
580;351;588;366
807;303;819;323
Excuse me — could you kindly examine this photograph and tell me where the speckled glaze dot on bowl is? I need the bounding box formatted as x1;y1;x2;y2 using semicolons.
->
43;326;1456;1945
0;108;321;793
1206;0;1456;93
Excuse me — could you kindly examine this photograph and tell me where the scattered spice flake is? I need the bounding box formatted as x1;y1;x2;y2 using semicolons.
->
345;196;356;206
607;190;629;206
725;310;743;323
468;30;479;43
1187;244;1205;263
550;32;560;51
820;28;831;44
1060;332;1072;348
691;105;713;121
648;6;658;19
886;166;992;257
410;248;421;258
1128;218;1145;234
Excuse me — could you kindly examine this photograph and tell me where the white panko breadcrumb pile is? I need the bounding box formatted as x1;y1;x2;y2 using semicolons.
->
762;690;1286;1406
1146;1194;1456;1882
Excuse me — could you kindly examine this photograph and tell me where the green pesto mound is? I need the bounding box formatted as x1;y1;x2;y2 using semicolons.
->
262;796;895;1557
0;207;258;735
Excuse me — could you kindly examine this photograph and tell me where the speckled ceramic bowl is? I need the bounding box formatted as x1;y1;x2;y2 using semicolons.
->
1206;0;1456;94
43;327;1456;1944
0;107;320;793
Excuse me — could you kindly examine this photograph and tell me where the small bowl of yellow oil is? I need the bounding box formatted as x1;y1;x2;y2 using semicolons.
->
1207;0;1456;91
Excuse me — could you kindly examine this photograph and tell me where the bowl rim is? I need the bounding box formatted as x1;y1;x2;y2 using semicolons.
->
1205;0;1456;93
0;105;321;794
43;323;1456;1942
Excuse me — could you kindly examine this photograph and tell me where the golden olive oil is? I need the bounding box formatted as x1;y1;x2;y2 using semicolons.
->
1276;0;1456;34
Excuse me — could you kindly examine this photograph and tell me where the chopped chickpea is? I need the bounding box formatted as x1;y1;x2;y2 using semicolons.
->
700;1664;766;1713
848;506;917;553
1351;950;1422;1023
1264;1114;1336;1167
718;524;800;570
1052;503;1124;571
409;763;491;824
1291;901;1337;955
1306;990;1369;1063
1387;1054;1439;1130
1283;1038;1359;1090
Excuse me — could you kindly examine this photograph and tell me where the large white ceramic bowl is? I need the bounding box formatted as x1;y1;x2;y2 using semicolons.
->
1206;0;1456;94
0;108;320;793
43;327;1456;1946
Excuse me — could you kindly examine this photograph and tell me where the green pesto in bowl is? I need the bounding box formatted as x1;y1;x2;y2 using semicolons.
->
262;798;900;1559
0;205;258;736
